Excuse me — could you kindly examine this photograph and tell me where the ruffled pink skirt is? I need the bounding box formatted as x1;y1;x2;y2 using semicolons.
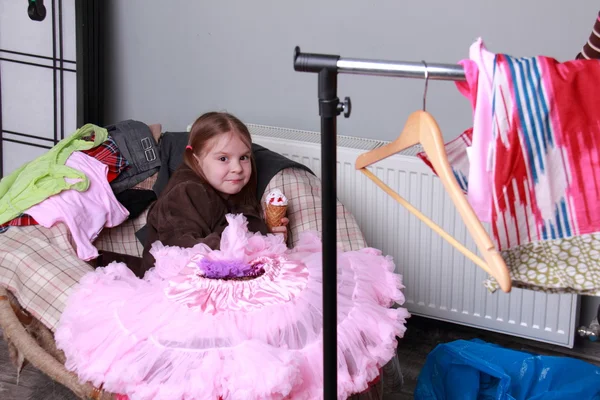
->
55;214;410;400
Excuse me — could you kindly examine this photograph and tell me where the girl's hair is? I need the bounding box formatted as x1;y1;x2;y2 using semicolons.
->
183;112;259;210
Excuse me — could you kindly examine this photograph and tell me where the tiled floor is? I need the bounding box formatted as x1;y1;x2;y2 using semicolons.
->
2;316;599;399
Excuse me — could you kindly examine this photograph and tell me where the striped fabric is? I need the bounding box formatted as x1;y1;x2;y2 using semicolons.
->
417;128;472;194
577;11;600;60
490;53;600;248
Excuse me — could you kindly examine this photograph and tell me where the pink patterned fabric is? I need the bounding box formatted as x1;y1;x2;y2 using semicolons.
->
420;41;600;247
418;40;600;293
55;214;409;400
462;43;600;248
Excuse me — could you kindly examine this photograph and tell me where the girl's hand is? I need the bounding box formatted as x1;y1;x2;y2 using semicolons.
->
270;217;289;242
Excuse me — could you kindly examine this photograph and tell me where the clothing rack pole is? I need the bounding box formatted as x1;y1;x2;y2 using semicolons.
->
292;46;465;400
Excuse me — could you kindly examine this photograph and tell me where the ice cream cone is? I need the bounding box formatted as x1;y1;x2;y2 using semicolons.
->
266;204;288;229
265;188;288;230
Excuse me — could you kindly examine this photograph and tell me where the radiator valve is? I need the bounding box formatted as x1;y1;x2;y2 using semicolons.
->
577;320;600;342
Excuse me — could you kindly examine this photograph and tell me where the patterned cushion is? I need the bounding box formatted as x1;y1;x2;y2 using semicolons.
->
94;210;148;258
262;168;366;252
0;168;367;331
0;224;92;331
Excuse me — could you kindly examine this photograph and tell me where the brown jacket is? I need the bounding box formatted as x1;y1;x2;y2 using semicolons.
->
141;163;267;273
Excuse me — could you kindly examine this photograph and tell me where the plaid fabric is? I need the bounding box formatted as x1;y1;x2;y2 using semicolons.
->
7;213;37;225
81;135;130;181
0;223;92;332
94;209;148;257
262;168;367;251
0;213;38;233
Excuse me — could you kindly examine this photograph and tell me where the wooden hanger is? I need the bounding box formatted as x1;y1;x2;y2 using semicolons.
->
355;105;511;292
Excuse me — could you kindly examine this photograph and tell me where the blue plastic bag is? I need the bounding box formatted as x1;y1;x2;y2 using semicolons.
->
415;339;600;399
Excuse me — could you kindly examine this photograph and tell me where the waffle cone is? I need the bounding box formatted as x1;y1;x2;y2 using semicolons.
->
265;204;287;229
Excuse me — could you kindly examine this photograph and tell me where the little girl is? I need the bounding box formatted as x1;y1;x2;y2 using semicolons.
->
141;112;288;273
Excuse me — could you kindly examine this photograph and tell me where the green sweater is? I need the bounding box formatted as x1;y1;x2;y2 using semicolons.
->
0;123;108;224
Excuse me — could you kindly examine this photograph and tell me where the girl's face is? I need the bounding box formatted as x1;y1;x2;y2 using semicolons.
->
195;131;252;195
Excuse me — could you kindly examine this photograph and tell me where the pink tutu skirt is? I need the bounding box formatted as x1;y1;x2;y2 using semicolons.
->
55;214;410;400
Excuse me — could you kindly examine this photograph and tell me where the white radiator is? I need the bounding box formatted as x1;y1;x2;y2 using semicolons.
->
248;123;580;348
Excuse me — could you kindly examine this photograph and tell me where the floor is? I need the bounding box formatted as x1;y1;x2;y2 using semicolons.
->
1;316;599;400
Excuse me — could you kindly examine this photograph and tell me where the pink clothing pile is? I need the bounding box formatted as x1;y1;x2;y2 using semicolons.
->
26;152;129;261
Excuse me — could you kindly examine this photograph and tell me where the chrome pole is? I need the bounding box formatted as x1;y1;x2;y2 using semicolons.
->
337;58;466;81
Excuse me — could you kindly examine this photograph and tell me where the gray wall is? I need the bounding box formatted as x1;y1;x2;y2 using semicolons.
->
102;0;598;142
102;1;600;327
